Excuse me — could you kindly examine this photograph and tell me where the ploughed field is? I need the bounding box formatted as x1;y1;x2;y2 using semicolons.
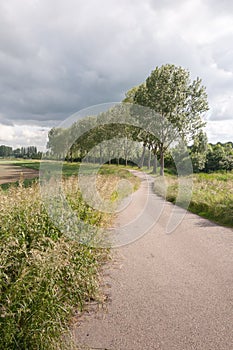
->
0;164;39;185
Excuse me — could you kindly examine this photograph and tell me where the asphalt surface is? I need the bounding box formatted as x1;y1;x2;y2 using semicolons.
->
74;171;233;350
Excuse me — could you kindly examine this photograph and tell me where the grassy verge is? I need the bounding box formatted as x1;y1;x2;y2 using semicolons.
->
154;171;233;227
0;166;140;350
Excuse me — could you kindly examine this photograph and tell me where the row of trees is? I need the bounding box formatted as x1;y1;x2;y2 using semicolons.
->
0;145;12;157
0;145;42;159
47;64;211;175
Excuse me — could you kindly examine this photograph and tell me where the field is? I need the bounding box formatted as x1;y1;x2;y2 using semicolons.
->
0;161;140;350
154;171;233;227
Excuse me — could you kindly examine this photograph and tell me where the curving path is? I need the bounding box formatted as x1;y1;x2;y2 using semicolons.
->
74;171;233;350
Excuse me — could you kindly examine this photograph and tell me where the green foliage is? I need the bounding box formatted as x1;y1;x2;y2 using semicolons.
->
0;145;13;157
12;160;41;171
0;145;41;159
171;142;193;175
154;172;233;227
205;142;233;172
190;130;208;171
123;85;142;103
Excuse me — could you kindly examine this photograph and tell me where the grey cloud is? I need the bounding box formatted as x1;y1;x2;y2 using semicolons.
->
0;0;232;144
206;0;233;13
211;35;233;72
0;0;158;123
148;0;186;11
0;114;13;126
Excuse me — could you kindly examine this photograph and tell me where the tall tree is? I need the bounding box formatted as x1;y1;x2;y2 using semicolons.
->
190;130;208;172
133;64;209;175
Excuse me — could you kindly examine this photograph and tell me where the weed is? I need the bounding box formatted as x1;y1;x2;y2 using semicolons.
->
154;172;233;227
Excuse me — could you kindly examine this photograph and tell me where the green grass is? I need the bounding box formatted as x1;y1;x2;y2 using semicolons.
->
154;171;233;227
11;159;137;176
0;164;140;349
1;178;38;191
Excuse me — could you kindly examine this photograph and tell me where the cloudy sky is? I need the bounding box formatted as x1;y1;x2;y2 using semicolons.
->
0;0;233;149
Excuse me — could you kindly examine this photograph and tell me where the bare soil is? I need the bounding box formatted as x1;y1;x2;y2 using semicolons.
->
0;164;39;185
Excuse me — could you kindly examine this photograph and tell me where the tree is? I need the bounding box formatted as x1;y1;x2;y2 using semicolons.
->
205;142;233;172
133;64;209;175
190;130;208;172
0;145;12;157
123;85;142;103
47;127;69;159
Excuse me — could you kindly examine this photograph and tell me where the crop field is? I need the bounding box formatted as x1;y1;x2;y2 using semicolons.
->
154;171;233;227
0;162;140;350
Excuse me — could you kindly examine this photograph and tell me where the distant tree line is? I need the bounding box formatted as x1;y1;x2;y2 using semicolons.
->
164;140;233;173
0;145;42;159
204;142;233;172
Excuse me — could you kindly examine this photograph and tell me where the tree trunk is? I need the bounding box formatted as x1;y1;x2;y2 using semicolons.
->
152;153;157;174
70;149;73;162
139;144;146;168
124;138;129;167
99;144;103;165
147;148;151;169
160;150;164;176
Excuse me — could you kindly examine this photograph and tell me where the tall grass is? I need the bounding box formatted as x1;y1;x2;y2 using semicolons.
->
154;171;233;227
0;179;108;350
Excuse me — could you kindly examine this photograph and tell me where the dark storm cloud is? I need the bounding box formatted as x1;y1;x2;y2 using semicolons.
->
0;0;232;145
0;0;156;124
0;114;13;126
0;0;200;123
0;2;220;116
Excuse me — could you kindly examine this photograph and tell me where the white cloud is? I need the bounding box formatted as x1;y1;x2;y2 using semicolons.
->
0;125;15;142
0;123;49;150
205;120;233;143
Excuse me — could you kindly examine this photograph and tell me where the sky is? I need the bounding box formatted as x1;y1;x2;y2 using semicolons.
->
0;0;233;150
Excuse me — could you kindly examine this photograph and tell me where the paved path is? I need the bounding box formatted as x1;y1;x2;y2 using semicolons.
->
0;164;39;184
74;171;233;350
